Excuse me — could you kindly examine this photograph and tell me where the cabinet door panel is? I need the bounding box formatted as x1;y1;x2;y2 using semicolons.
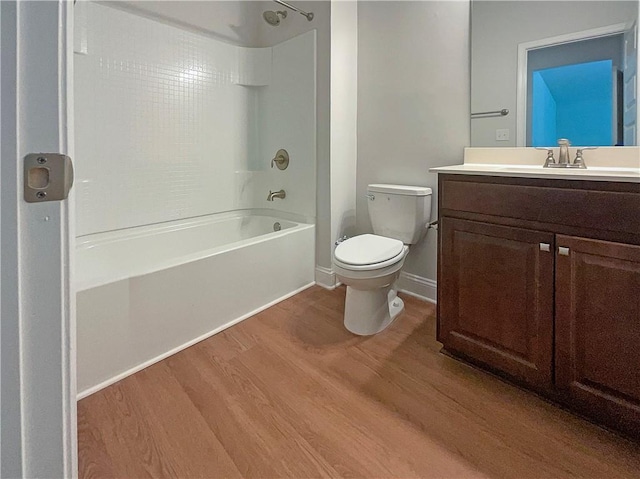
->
555;235;640;437
439;218;554;390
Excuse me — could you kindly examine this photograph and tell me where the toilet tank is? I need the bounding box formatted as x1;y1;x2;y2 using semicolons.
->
367;184;432;244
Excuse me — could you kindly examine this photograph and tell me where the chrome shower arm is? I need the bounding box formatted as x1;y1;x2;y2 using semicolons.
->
274;0;314;21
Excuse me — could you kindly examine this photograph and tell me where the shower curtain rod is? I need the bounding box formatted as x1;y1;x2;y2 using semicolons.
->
274;0;314;21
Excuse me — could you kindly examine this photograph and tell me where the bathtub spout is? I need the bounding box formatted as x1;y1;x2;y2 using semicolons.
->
267;189;286;201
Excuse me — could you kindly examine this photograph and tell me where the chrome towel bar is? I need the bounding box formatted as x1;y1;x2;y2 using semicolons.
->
471;108;509;118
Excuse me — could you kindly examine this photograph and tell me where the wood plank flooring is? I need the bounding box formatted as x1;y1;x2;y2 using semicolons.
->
78;286;640;478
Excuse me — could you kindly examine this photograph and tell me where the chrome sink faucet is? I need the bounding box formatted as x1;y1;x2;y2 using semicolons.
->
267;189;286;201
540;139;593;169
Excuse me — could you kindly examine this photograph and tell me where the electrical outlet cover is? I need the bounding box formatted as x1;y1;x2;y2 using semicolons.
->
496;129;510;141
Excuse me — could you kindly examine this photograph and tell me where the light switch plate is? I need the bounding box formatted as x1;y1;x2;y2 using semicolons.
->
496;129;510;141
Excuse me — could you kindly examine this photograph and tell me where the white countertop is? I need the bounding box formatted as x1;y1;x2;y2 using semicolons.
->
430;147;640;183
430;163;640;183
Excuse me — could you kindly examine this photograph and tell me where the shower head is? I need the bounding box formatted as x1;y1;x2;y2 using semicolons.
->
263;10;287;26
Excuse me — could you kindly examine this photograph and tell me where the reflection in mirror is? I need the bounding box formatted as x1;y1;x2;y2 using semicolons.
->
471;1;639;148
528;35;624;147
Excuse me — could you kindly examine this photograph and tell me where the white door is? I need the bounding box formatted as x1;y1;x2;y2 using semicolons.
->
1;1;76;477
623;20;638;145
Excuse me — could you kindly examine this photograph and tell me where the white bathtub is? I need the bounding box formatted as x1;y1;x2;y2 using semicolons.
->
76;210;315;398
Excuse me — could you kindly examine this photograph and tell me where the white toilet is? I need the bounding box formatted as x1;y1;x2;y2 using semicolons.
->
333;184;432;335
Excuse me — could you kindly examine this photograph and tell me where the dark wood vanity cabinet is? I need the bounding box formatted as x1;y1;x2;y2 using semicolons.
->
555;235;640;436
439;218;554;391
437;174;640;439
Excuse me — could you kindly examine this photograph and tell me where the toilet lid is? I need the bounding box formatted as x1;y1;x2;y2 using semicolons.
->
334;234;404;266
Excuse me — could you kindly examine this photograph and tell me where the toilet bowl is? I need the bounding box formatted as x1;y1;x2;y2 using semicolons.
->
332;184;432;335
334;234;409;335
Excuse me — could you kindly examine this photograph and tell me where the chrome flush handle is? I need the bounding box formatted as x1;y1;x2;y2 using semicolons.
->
335;235;348;246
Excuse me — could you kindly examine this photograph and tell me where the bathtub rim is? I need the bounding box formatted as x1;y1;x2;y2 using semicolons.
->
77;208;313;245
76;209;315;292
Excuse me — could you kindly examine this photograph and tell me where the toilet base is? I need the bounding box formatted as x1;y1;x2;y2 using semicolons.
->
343;284;405;336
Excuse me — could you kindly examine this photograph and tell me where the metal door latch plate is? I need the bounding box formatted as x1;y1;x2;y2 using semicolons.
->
24;153;74;203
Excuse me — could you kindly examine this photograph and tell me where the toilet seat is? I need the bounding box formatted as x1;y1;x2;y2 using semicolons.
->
334;234;406;271
333;250;407;272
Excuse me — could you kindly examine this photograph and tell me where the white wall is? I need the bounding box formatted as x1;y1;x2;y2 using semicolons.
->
325;0;358;287
75;2;316;236
357;1;470;294
471;0;639;147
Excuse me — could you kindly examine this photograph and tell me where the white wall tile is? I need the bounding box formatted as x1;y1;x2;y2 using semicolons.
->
75;3;316;236
236;47;272;86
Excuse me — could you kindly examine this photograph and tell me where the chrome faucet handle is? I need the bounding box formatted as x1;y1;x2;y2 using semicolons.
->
536;147;556;167
571;150;587;169
571;146;596;169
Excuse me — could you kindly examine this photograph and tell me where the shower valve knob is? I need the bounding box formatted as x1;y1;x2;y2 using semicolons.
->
270;149;290;170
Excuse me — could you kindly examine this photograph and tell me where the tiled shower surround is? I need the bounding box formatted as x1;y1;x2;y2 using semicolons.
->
75;2;316;237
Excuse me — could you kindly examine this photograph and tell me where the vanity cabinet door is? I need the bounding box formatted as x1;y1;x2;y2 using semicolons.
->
439;218;554;390
555;235;640;438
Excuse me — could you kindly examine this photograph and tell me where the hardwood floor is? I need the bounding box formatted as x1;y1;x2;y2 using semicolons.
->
78;286;640;478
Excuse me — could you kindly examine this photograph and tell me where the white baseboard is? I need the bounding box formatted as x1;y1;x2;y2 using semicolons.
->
315;265;339;290
397;272;437;304
77;282;315;400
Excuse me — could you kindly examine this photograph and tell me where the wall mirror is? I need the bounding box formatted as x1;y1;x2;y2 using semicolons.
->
471;0;639;147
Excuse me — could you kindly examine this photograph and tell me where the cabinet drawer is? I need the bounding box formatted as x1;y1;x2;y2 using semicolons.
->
440;176;640;239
